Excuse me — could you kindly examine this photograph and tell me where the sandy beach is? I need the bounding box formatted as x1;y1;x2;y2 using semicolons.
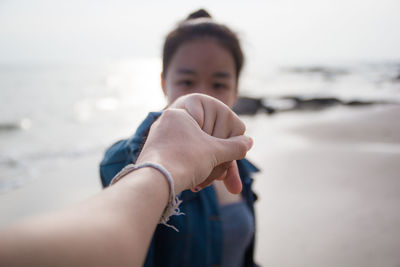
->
245;105;400;267
1;104;399;267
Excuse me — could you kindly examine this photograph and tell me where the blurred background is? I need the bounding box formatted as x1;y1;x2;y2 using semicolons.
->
1;0;399;266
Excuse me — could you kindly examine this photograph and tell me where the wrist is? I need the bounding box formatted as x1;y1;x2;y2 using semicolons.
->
112;167;170;208
136;154;188;194
119;167;170;204
120;162;185;231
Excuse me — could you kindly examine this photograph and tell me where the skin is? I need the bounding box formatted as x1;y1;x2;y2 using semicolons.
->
0;95;252;267
162;38;238;108
161;38;242;204
170;93;245;194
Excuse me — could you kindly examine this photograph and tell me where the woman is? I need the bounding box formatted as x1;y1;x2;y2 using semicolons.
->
100;9;260;267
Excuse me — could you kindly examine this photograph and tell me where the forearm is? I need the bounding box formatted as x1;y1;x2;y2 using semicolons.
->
0;168;169;267
0;99;252;267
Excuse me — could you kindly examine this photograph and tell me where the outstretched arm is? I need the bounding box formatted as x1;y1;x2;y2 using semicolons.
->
0;102;252;267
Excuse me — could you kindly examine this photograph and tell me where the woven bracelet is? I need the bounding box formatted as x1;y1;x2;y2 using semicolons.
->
110;162;184;232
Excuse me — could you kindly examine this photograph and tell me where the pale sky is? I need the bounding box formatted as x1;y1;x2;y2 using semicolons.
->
0;0;399;65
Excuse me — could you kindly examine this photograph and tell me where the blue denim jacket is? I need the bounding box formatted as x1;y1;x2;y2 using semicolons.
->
100;112;260;267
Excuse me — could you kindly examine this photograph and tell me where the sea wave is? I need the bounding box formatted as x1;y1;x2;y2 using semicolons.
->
0;146;103;194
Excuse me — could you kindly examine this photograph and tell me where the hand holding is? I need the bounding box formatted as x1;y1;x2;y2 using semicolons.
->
138;93;252;194
169;93;247;193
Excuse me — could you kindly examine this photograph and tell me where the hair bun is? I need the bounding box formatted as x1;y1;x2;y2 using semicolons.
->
186;9;212;20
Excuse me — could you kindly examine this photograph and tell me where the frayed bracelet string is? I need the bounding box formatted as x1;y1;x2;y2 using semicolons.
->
110;162;184;232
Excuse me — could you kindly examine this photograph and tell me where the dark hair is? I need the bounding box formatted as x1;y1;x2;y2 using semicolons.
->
162;9;244;82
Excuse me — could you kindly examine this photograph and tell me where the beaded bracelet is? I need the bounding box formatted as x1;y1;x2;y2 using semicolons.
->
110;162;184;232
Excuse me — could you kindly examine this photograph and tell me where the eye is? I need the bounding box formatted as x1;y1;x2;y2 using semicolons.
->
213;82;227;90
178;80;193;87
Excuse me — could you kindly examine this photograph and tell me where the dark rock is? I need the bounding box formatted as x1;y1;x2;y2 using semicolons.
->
282;96;342;110
233;97;264;115
0;122;21;131
234;95;397;116
346;100;374;106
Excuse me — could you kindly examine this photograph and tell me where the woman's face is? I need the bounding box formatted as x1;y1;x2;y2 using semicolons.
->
162;39;238;108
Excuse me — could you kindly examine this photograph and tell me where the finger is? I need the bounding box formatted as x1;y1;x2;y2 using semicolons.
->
211;109;230;138
171;96;205;129
222;161;242;194
213;135;253;165
209;162;230;179
190;162;231;192
212;110;246;140
174;94;217;135
191;161;242;194
229;112;246;137
202;102;217;135
216;169;227;180
182;98;205;129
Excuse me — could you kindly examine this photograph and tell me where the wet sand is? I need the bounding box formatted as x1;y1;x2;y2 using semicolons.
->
245;105;400;267
1;105;399;267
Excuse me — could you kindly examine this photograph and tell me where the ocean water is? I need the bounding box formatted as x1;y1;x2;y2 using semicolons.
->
0;59;165;193
0;59;399;193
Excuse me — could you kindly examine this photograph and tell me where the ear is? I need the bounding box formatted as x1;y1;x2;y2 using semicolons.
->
161;73;167;96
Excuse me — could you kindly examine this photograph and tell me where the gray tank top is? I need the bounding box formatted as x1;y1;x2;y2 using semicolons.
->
220;200;255;267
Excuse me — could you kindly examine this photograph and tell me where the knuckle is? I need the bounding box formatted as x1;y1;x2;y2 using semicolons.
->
226;110;246;136
163;108;186;120
162;108;176;118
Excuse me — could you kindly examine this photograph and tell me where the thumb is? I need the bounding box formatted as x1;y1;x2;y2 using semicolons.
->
223;161;243;194
213;135;253;165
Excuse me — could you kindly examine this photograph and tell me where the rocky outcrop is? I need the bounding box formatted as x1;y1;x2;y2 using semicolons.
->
233;96;394;115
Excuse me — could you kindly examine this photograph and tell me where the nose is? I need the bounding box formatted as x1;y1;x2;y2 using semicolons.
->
194;83;212;96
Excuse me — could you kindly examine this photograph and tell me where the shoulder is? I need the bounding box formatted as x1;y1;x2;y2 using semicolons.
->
103;111;163;162
131;111;163;139
100;111;163;186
